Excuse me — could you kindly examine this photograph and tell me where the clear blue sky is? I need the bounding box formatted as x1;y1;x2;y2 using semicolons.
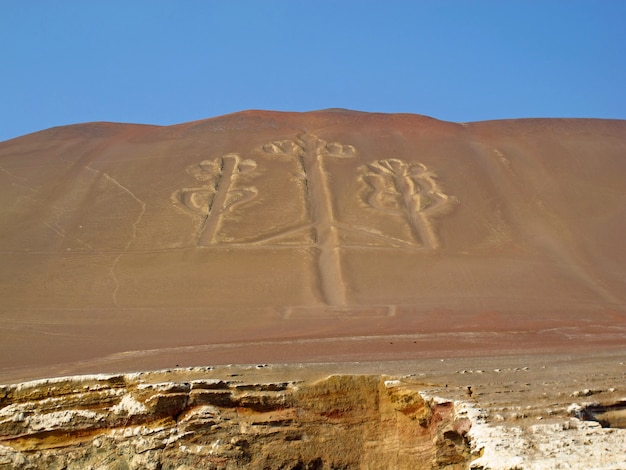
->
1;1;624;141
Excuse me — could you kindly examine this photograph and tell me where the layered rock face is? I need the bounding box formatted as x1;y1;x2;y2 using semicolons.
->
0;372;470;469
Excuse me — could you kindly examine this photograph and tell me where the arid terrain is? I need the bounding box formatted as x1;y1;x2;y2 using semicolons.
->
0;110;625;468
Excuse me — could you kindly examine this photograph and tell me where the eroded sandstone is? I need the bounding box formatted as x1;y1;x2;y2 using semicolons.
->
0;371;471;469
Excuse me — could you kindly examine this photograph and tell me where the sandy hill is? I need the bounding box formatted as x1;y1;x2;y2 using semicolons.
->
0;109;625;382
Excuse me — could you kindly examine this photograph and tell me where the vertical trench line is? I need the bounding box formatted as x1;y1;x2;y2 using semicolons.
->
300;134;347;306
415;172;450;251
297;152;314;241
393;173;424;248
393;172;439;250
197;155;239;246
295;146;324;304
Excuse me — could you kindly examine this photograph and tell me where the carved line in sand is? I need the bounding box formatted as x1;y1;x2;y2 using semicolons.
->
172;136;456;314
262;134;356;306
359;159;455;250
284;305;397;320
172;154;258;245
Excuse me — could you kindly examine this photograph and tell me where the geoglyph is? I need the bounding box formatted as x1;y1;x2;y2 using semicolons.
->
173;134;456;309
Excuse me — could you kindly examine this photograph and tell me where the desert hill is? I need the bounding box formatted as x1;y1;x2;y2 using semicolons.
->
0;110;625;382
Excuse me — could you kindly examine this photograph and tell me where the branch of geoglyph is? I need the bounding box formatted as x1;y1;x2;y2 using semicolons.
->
363;158;451;214
361;158;455;249
172;154;257;233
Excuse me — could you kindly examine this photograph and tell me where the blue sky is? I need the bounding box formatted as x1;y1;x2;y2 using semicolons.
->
1;1;624;141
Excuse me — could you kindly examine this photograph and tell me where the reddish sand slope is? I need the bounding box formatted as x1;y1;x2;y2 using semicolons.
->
0;110;625;381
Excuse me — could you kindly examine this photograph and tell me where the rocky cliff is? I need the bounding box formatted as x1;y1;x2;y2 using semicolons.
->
0;371;471;469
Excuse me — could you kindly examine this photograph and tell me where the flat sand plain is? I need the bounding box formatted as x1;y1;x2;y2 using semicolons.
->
0;109;624;384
